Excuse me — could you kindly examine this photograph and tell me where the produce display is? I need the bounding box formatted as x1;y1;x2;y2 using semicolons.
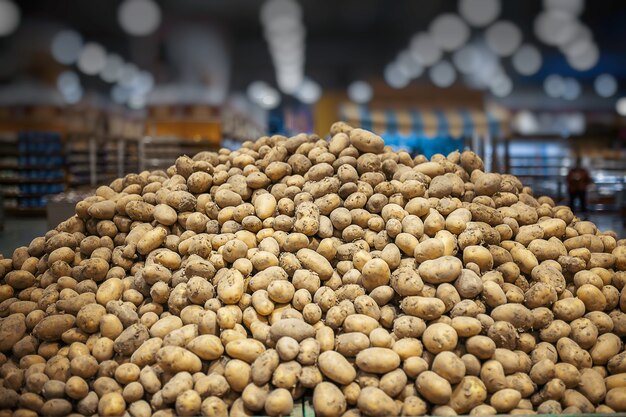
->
1;122;626;417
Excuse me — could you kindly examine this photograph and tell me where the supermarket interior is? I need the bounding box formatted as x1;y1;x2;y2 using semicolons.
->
0;0;626;251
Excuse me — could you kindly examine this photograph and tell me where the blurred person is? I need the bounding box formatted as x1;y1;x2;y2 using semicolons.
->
566;157;592;214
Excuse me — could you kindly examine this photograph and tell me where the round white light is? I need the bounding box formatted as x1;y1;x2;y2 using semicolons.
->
429;60;456;88
56;71;80;96
485;21;522;56
459;0;500;27
594;74;618;98
543;0;585;16
118;0;161;36
566;112;585;134
396;50;423;79
430;13;470;52
562;77;581;100
512;44;542;76
247;81;270;103
514;110;539;134
51;30;83;65
77;42;107;75
384;63;410;89
566;42;599;71
616;97;626;116
258;87;281;110
297;78;321;104
560;24;592;55
64;86;83;104
100;54;124;83
0;0;20;36
490;75;512;97
347;80;373;104
452;45;481;74
534;10;579;47
409;33;442;67
276;72;303;94
544;74;565;98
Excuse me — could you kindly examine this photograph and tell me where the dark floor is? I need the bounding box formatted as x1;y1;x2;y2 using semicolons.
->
0;212;624;258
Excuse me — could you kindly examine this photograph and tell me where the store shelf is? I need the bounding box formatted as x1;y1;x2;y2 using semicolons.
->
0;178;64;184
5;207;47;216
2;191;52;197
0;164;63;170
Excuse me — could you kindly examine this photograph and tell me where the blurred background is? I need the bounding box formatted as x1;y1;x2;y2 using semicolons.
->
0;0;625;250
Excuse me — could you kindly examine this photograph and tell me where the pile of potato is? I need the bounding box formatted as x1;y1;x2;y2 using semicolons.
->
1;122;626;417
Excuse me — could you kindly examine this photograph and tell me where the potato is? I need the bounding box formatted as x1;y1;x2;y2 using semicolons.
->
606;387;626;411
156;346;201;373
449;376;488;414
357;386;399;417
422;323;458;353
98;392;126;417
33;315;75;342
431;351;466;384
226;339;265;363
264;388;293;417
416;371;452;404
418;256;462;284
318;350;356;384
356;348;400;374
491;388;522;413
313;382;347;417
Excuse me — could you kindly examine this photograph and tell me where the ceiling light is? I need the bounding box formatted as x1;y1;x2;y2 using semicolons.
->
51;30;83;65
562;77;581;100
543;0;585;16
396;50;423;79
566;42;599;71
485;21;522;56
296;78;321;104
616;97;626;116
514;110;539;134
594;74;618;98
118;0;161;36
534;10;579;47
100;54;124;83
490;75;512;97
429;60;456;88
544;74;565;98
77;42;107;75
0;0;20;36
347;81;373;104
409;33;442;67
512;44;542;76
452;45;481;74
459;0;500;27
384;63;410;89
430;14;470;52
56;71;80;96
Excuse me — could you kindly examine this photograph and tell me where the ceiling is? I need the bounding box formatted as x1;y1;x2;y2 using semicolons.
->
4;0;626;100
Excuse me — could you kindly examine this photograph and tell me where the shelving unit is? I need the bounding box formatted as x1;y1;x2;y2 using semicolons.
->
0;131;66;212
503;136;626;211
